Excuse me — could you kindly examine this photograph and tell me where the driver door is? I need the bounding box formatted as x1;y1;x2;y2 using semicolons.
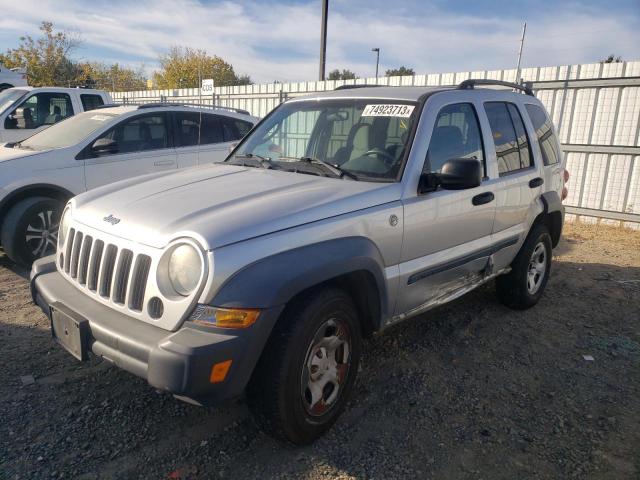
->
2;91;74;143
84;113;177;190
397;97;497;315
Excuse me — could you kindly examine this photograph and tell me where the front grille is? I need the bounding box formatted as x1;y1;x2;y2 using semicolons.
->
61;228;152;313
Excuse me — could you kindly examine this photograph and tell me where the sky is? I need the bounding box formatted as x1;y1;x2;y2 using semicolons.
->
0;0;639;83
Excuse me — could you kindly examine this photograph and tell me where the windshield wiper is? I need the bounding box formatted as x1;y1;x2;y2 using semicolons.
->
232;153;276;169
279;156;358;180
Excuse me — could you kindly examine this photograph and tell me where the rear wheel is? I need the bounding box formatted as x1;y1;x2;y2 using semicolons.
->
1;197;63;267
0;84;13;92
496;224;552;310
247;288;361;444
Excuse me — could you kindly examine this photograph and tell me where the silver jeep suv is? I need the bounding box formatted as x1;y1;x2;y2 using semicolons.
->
31;80;567;444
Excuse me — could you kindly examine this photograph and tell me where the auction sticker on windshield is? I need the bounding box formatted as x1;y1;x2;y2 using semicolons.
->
362;104;415;117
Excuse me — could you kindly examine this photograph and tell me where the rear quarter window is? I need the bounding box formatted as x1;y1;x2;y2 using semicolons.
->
80;94;105;111
525;104;560;165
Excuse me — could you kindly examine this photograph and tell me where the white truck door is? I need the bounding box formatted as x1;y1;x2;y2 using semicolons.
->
0;90;76;143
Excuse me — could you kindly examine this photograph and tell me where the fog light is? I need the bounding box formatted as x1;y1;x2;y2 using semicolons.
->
189;305;260;329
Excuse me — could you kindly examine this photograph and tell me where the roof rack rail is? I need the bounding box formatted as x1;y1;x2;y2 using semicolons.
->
116;101;251;115
457;79;534;96
334;84;382;90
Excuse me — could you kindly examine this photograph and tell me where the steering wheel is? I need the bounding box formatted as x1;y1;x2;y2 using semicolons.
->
362;148;396;167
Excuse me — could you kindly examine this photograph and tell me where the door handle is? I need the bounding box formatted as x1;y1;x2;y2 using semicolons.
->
529;177;544;188
154;159;174;166
472;192;494;206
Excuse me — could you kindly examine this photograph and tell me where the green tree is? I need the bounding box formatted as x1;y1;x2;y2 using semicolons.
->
74;62;147;91
327;69;357;80
0;21;81;86
600;54;623;64
385;66;415;77
152;46;250;89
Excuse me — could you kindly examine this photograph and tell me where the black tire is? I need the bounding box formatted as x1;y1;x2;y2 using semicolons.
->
0;84;13;92
1;196;63;267
496;223;553;310
247;287;362;445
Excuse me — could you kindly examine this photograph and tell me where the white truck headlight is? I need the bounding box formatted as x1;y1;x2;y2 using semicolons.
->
58;207;71;247
167;244;203;296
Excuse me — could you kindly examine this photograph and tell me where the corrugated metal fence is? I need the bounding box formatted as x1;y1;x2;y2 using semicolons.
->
111;61;640;227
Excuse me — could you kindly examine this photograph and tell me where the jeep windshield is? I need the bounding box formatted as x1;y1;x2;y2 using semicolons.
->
17;111;117;151
228;98;419;182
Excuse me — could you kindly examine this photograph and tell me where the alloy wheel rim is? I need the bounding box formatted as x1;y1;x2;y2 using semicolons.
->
300;317;351;417
527;242;547;294
25;209;59;258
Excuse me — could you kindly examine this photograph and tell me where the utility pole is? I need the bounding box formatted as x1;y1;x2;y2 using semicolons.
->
319;0;328;81
515;22;527;84
372;48;380;81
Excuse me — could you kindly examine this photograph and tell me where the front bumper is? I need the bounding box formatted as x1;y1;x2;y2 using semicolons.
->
30;256;282;405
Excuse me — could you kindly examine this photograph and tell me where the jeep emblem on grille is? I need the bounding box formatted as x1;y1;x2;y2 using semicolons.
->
103;214;121;225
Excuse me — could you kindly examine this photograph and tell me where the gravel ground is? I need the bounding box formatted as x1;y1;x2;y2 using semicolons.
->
1;222;639;480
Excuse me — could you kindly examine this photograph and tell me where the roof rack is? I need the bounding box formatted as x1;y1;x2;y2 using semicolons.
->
138;102;251;115
334;84;382;90
116;101;251;115
457;79;534;96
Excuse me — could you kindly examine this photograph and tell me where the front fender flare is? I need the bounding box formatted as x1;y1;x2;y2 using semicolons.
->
210;236;389;320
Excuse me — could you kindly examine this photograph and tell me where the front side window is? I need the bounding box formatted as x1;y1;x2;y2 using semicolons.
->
229;99;418;182
484;102;532;175
5;92;74;130
424;103;485;174
95;114;168;155
220;117;254;142
81;94;104;111
525;104;560;165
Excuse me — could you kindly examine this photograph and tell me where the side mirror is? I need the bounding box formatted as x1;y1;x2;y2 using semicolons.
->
419;158;482;193
91;138;118;156
438;158;482;190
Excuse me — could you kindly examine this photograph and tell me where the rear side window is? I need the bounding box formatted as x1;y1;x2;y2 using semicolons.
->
220;117;253;142
200;114;224;144
424;103;485;175
81;94;104;111
484;102;533;175
525;104;560;165
175;111;201;147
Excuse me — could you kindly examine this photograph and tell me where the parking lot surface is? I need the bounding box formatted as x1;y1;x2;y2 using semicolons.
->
1;223;639;479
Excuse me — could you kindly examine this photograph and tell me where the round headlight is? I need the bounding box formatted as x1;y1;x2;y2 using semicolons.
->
58;207;71;247
168;244;202;296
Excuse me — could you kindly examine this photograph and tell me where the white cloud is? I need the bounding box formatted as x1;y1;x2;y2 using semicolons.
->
0;0;638;83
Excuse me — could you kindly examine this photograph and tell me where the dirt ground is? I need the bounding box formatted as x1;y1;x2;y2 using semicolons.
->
1;222;639;480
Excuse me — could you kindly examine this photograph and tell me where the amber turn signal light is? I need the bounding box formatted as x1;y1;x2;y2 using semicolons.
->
189;305;261;329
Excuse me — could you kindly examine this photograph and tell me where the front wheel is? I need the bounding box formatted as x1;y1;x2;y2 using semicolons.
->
496;224;552;310
1;197;64;267
247;288;362;444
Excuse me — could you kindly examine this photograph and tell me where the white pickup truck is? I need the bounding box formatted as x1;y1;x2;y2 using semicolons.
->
0;87;112;143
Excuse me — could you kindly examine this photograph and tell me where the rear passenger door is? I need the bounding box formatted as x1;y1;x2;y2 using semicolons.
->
483;101;541;268
198;114;253;163
84;113;177;190
173;111;201;168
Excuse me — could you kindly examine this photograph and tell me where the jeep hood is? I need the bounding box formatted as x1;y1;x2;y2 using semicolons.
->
73;164;401;249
